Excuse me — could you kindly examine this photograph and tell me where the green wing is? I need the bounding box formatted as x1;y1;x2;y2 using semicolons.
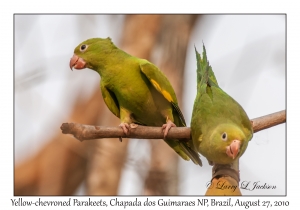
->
100;82;120;118
139;60;186;126
139;59;202;165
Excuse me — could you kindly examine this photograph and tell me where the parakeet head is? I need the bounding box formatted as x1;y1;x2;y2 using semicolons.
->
69;37;117;71
200;123;249;164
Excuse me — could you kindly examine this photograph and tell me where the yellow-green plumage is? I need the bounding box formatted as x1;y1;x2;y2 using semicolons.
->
191;45;253;165
71;37;202;166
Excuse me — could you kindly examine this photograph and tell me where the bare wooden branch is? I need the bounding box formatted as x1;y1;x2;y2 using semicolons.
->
252;110;286;133
61;110;286;141
60;123;189;141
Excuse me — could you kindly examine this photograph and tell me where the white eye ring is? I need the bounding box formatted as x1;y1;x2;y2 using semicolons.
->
80;44;88;52
221;132;227;141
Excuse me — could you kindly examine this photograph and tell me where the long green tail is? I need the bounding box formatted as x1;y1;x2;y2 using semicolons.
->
165;139;202;166
194;44;218;93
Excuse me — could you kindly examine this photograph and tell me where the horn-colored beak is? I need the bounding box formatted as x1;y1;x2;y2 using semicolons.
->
226;140;241;159
69;54;86;70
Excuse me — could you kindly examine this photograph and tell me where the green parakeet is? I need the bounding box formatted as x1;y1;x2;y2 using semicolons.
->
70;37;202;166
191;45;253;165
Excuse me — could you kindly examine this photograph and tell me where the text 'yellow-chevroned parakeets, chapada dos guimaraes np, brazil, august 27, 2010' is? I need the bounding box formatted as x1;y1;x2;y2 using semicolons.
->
69;37;202;166
191;45;253;166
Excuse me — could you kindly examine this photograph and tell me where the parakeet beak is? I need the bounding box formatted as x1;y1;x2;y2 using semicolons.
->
69;54;86;70
226;140;241;159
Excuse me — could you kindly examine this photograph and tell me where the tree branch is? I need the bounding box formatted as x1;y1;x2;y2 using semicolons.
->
60;110;286;141
251;110;286;133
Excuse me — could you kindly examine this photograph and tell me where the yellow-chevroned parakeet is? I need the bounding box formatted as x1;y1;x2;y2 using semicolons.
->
191;45;253;165
69;37;202;166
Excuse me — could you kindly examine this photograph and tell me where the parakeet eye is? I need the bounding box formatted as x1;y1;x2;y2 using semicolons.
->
221;132;227;141
80;44;88;52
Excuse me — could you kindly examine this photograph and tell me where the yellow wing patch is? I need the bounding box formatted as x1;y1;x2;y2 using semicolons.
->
150;79;173;103
162;90;173;103
150;79;162;92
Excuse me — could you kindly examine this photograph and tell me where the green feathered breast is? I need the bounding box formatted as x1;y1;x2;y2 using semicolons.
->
70;37;202;166
191;45;253;165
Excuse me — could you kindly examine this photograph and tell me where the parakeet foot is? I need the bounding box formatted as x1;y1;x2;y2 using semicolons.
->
130;123;138;128
119;123;130;135
162;120;176;138
119;123;138;136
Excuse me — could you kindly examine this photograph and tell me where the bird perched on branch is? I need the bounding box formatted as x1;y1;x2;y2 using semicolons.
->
69;37;202;166
191;45;253;165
